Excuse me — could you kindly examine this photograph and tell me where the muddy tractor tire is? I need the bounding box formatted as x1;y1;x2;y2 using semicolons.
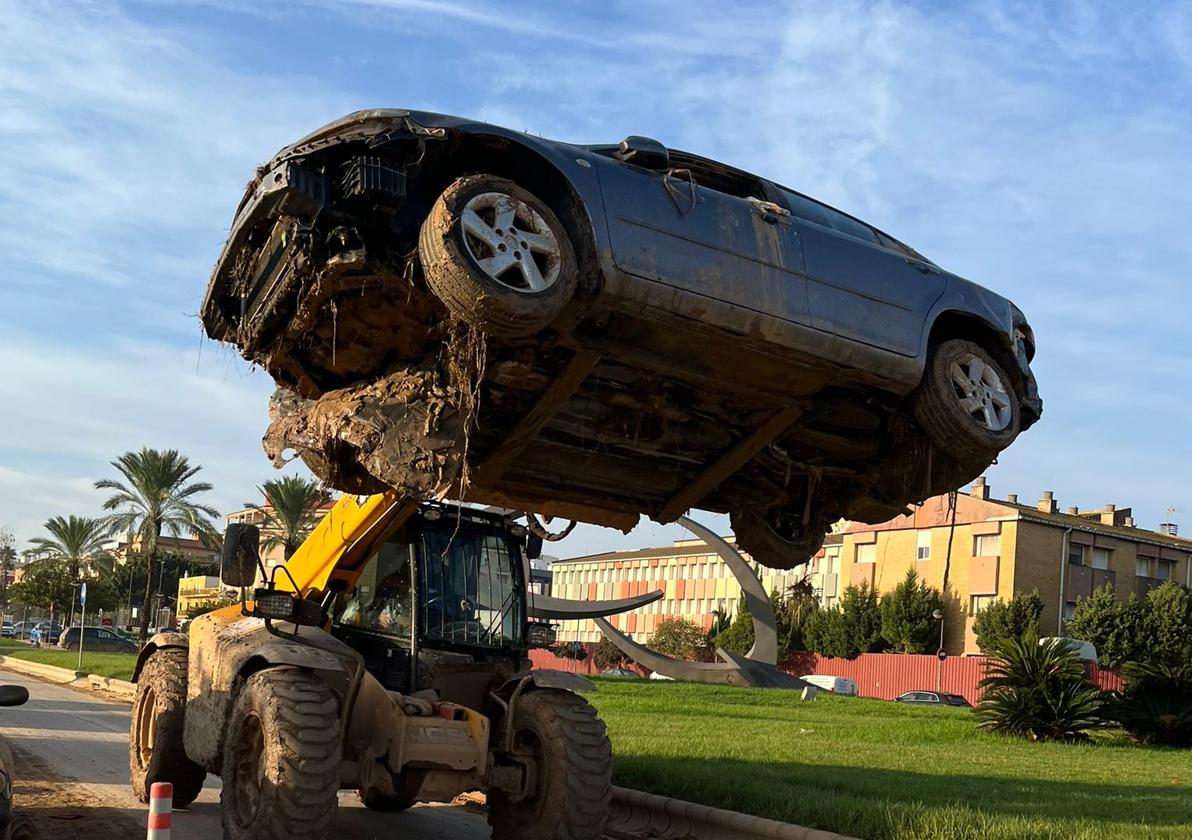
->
730;505;831;570
488;689;612;840
129;648;206;806
220;668;342;840
912;339;1021;462
419;174;578;338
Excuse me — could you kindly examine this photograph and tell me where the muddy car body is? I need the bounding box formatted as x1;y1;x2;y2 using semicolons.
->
202;109;1041;568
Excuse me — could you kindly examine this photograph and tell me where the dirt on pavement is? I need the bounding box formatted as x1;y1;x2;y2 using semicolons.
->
12;747;142;839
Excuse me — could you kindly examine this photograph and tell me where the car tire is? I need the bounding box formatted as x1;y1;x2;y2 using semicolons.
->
488;689;611;840
730;504;832;570
129;648;206;806
419;174;578;338
220;668;342;840
912;339;1021;462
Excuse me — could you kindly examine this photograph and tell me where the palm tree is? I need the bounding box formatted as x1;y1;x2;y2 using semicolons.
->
249;476;328;560
96;448;219;643
27;515;113;582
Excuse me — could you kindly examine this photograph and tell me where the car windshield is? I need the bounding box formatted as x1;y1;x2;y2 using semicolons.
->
944;694;969;705
420;528;523;648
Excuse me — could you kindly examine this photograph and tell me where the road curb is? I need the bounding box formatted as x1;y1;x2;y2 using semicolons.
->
0;655;136;700
606;786;859;840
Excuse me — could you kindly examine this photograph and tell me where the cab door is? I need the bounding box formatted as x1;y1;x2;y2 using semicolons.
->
592;150;809;326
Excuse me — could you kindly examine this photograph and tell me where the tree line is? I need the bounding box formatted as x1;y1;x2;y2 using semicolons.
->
2;448;328;643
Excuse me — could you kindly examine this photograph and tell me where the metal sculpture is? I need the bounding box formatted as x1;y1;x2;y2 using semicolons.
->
595;515;810;690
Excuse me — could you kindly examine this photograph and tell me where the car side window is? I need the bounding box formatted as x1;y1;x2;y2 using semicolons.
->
778;188;880;245
668;151;767;201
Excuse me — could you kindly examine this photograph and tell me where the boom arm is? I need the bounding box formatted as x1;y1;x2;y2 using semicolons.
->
276;492;417;597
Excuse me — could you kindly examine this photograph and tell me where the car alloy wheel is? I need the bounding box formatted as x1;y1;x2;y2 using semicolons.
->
949;352;1012;432
458;192;563;294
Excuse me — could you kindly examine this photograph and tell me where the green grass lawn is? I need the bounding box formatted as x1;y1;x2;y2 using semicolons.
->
586;677;1192;840
0;638;137;681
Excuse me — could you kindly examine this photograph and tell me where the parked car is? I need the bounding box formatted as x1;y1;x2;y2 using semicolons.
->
895;690;972;707
1040;637;1098;662
0;623;12;638
56;627;139;654
201;110;1042;572
800;675;858;696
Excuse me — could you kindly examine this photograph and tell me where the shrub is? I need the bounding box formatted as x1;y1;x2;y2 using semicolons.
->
973;590;1044;654
841;583;885;654
1112;659;1192;747
1064;583;1148;668
805;607;856;659
976;632;1106;742
1142;581;1192;668
649;617;711;661
552;641;588;661
879;569;944;654
594;635;630;671
714;607;754;655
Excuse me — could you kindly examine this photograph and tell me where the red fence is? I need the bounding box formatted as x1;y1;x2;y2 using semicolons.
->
530;645;1122;704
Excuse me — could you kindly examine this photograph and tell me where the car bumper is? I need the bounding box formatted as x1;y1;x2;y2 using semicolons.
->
201;110;449;348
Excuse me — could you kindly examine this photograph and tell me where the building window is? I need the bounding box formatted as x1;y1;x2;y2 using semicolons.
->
974;534;1000;557
1136;557;1154;578
1062;602;1076;621
856;543;876;564
1068;544;1086;566
970;595;996;616
1090;547;1111;570
916;530;932;562
1156;559;1174;581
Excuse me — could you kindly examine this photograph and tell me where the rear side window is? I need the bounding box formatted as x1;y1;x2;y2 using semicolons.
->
779;188;879;245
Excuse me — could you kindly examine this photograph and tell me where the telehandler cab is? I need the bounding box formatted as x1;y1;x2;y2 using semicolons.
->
128;492;659;840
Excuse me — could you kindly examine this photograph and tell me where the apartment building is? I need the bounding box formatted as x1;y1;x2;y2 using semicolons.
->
835;477;1192;654
549;531;843;644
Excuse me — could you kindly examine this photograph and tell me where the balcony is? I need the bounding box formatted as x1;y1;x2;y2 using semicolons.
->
1065;565;1115;602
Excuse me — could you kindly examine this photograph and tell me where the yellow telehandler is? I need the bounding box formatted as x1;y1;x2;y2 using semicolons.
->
127;492;659;840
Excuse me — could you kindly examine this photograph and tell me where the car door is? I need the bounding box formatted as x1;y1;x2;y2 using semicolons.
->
776;188;944;356
593;149;809;326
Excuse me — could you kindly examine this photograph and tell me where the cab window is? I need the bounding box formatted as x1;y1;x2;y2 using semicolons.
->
333;540;414;638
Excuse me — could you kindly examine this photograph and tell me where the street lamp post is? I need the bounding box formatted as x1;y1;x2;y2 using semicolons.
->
933;608;945;691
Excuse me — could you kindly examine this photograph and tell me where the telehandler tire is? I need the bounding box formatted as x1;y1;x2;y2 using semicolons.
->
220;668;342;840
128;648;206;806
488;689;612;840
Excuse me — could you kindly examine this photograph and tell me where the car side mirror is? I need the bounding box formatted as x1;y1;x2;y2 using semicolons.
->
615;135;669;171
0;685;29;707
222;523;261;587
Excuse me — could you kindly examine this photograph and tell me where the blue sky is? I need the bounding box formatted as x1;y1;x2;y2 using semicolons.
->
2;0;1190;558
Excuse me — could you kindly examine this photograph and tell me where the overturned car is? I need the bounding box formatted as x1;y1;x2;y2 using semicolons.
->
201;109;1041;570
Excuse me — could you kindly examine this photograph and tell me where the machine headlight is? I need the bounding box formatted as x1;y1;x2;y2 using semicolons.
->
527;623;557;648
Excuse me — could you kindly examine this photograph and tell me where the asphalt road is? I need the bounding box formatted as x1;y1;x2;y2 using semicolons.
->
0;667;494;839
